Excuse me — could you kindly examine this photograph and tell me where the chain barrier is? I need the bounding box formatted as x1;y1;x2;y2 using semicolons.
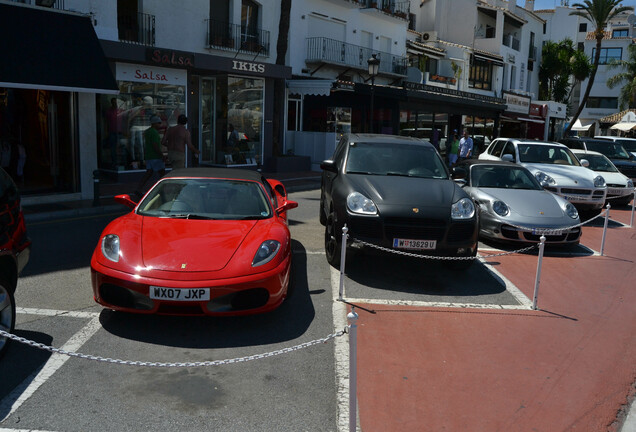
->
0;327;348;368
351;237;538;259
503;207;609;235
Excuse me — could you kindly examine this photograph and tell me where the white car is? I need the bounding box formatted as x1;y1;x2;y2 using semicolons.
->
479;138;607;212
572;149;634;206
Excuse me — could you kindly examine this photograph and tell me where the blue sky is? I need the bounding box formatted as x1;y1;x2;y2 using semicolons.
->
520;0;636;10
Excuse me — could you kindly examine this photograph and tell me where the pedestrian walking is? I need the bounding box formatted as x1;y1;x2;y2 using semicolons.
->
448;130;460;167
135;116;166;197
162;114;199;169
458;130;473;161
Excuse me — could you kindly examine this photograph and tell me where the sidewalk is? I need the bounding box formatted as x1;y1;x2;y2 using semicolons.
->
21;169;322;223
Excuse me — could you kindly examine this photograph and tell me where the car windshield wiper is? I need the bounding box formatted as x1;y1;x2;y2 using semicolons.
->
236;215;268;220
347;170;379;175
386;171;410;177
168;214;217;220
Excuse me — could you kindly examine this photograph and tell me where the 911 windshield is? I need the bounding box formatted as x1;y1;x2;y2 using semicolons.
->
345;142;448;179
137;179;272;220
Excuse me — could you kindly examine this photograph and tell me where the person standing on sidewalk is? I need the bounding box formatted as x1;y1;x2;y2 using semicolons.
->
458;130;473;162
448;130;460;167
136;116;166;197
162;114;199;169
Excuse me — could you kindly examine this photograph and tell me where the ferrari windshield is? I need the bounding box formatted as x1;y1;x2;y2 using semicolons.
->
518;144;581;166
137;178;272;219
578;153;619;172
345;141;448;179
471;165;543;190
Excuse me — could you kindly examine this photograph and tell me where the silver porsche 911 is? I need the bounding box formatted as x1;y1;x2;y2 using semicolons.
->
453;160;582;245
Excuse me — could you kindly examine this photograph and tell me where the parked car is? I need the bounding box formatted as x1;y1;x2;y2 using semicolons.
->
594;136;636;159
320;134;478;270
479;138;607;213
453;160;581;245
90;168;298;316
0;167;31;358
560;137;636;180
571;149;634;206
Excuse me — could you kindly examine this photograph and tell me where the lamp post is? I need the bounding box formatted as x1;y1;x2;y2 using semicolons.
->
367;53;380;133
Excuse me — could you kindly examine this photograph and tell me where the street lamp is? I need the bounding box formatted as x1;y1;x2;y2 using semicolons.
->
367;53;380;133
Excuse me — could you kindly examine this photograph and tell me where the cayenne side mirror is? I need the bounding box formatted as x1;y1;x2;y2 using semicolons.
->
320;159;337;173
580;159;590;168
501;154;514;162
451;166;467;180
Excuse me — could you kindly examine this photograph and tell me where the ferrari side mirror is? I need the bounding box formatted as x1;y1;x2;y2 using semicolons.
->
276;200;298;214
114;194;137;209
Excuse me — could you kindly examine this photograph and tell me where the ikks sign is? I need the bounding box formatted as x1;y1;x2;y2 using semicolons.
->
147;49;194;68
116;62;187;86
231;60;266;74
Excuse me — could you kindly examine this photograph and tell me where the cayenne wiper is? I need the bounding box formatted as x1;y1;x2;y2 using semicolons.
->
386;172;410;177
347;170;378;175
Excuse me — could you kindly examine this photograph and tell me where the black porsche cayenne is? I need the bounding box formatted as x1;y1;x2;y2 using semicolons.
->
320;134;478;269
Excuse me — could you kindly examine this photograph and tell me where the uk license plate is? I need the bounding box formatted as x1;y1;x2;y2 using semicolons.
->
149;286;210;301
393;238;436;250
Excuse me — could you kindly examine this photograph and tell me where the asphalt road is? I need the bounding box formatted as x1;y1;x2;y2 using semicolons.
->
0;188;576;431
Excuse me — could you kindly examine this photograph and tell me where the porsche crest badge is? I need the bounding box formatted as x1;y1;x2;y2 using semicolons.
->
412;208;419;213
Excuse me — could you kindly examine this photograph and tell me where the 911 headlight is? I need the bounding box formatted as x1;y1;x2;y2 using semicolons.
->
535;171;556;186
451;197;475;219
101;234;120;262
347;192;377;214
565;202;579;219
593;175;606;188
252;240;281;267
492;200;509;217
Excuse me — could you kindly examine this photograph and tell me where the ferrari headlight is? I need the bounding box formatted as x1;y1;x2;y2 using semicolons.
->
101;234;120;262
346;192;377;214
565;202;579;219
593;175;606;188
534;171;556;186
451;197;475;219
252;240;281;267
492;200;509;217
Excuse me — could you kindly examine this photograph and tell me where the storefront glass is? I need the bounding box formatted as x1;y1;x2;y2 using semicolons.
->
0;88;77;195
225;76;263;165
97;81;185;171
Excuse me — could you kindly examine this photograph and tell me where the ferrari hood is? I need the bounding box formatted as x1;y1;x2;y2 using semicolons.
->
140;218;256;271
347;175;461;209
479;189;565;218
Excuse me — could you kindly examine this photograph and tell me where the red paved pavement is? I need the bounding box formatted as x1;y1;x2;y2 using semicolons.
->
354;206;636;431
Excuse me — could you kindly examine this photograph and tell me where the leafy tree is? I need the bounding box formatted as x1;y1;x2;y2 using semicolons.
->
564;0;634;135
606;44;636;109
539;39;591;104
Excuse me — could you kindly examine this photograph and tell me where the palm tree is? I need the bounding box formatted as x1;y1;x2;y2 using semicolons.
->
606;44;636;109
564;0;633;135
539;39;591;104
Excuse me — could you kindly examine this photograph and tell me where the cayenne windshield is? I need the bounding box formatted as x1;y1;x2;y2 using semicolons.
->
586;142;632;159
518;144;581;166
137;178;272;220
614;139;636;153
579;153;619;172
345;142;448;179
471;165;542;190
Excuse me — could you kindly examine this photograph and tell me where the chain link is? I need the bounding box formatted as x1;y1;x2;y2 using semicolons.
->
0;328;348;368
503;207;609;235
351;238;538;259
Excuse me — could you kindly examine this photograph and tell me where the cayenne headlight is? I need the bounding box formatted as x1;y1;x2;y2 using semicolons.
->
593;175;606;188
627;179;634;189
451;197;475;219
492;200;509;217
101;234;120;262
534;171;556;186
252;240;281;267
565;202;579;219
346;192;377;214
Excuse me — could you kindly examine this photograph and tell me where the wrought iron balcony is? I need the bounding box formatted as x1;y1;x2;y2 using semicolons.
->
306;37;407;76
367;0;409;19
206;19;270;56
10;0;65;9
118;12;155;46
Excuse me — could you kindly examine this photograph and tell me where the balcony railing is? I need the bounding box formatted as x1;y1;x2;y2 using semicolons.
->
528;45;537;60
118;12;155;46
10;0;65;9
502;34;520;51
306;37;407;76
206;19;270;55
367;0;409;19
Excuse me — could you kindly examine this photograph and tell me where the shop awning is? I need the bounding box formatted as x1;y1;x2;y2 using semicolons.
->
610;122;636;131
0;3;118;94
473;52;505;67
571;119;593;131
287;79;334;96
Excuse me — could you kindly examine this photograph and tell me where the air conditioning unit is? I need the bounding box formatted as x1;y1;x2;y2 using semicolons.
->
420;31;436;42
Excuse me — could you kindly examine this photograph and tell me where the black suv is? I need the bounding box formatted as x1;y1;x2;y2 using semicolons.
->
0;167;31;358
560;137;636;179
320;134;478;270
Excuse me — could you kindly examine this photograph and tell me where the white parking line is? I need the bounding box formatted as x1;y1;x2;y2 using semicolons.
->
0;316;101;422
16;308;100;319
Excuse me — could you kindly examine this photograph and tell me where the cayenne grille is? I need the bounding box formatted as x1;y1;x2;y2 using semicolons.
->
446;222;476;242
561;188;592;195
349;217;383;239
384;217;446;240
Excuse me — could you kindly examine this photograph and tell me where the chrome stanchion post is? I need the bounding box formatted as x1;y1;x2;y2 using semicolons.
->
338;225;349;301
532;235;546;311
600;203;610;256
630;189;635;228
347;306;359;432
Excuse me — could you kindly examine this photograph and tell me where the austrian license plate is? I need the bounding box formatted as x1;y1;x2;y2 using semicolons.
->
393;238;437;250
149;286;210;301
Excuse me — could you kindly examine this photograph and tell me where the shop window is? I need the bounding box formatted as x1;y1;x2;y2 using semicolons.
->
97;82;185;171
225;76;263;165
469;58;492;90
